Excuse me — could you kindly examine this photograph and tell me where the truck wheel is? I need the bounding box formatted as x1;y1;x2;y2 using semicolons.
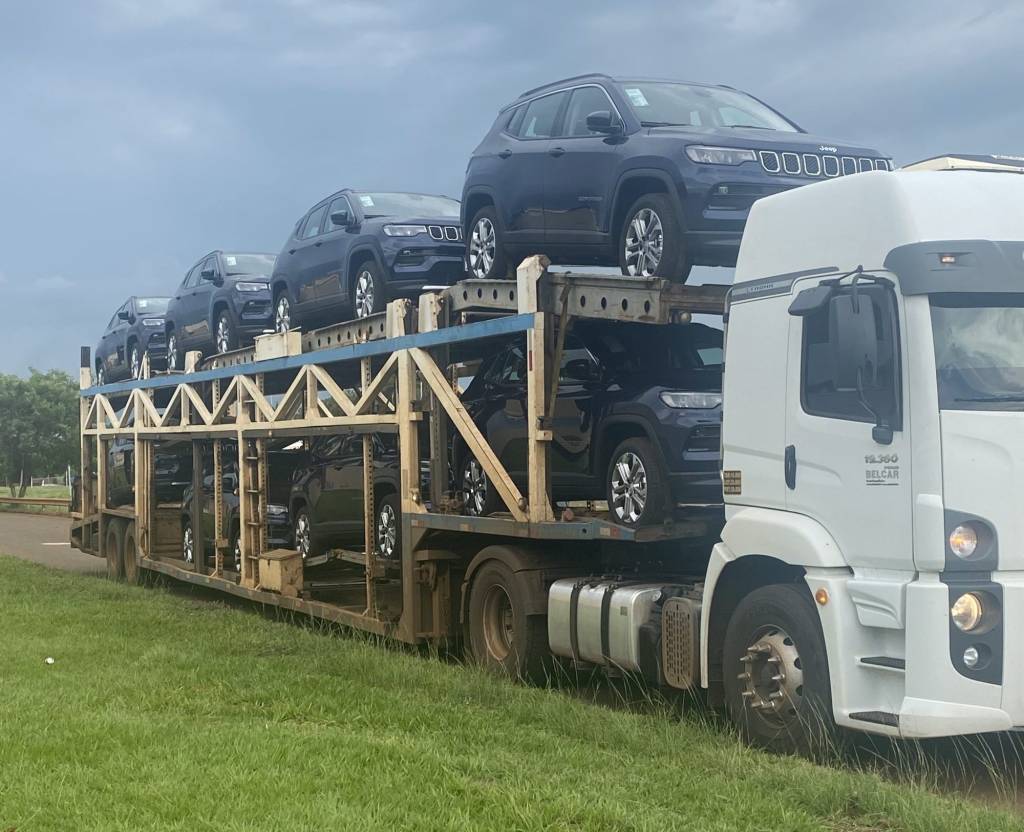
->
105;519;124;581
723;583;836;757
122;522;143;585
182;519;195;565
467;205;509;280
461;455;499;517
376;494;401;559
467;560;549;682
215;310;238;354
353;260;385;318
606;437;668;527
619;193;691;282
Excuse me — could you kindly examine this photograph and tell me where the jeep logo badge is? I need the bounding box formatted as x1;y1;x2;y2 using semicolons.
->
819;145;838;153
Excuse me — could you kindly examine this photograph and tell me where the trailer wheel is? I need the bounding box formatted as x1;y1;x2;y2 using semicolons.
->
723;583;836;757
122;522;144;585
468;560;549;682
105;519;125;581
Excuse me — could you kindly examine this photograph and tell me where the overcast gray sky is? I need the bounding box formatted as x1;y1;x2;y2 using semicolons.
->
1;0;1021;375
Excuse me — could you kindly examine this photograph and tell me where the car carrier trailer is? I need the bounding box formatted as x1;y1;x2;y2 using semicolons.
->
72;167;1024;753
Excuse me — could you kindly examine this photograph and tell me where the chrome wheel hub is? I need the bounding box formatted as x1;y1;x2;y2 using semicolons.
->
468;217;496;278
462;458;489;516
295;514;310;559
183;525;194;564
167;335;177;370
130;347;141;379
738;627;804;725
610;451;648;524
377;503;398;558
216;317;231;354
624;208;664;277
96;366;105;386
355;271;375;318
275;296;291;333
233;537;241;572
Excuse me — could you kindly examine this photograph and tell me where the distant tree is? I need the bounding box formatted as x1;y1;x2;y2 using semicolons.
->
0;369;79;496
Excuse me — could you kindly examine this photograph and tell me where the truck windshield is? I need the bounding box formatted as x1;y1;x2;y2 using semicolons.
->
616;81;799;132
931;294;1024;410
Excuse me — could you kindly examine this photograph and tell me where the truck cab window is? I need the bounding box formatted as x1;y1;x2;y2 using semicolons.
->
800;287;900;424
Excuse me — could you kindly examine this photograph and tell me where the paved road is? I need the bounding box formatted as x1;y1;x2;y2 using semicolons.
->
0;512;103;574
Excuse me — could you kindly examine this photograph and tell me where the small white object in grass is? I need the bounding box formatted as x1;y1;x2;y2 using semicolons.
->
44;657;55;665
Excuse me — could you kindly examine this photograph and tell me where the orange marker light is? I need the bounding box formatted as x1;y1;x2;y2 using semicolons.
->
815;588;829;606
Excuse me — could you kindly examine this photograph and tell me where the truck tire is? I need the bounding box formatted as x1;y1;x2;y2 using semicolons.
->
467;560;549;683
122;521;143;585
466;205;509;280
105;519;124;581
605;437;669;527
618;193;691;282
723;583;837;757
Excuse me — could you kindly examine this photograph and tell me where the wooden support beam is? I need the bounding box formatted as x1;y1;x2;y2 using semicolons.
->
352;352;398;415
308;364;356;417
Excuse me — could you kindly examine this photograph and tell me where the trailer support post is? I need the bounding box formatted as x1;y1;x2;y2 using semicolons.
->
519;255;555;523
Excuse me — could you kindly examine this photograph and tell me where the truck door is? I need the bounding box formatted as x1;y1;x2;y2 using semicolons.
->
784;278;913;570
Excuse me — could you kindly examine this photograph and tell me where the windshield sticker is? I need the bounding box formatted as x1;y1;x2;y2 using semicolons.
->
625;88;649;108
359;195;374;207
225;256;237;266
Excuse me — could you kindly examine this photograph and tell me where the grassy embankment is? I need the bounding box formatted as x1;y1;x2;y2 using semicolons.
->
1;555;1021;831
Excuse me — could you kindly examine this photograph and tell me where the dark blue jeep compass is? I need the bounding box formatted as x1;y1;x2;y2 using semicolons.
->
462;74;890;281
271;189;465;331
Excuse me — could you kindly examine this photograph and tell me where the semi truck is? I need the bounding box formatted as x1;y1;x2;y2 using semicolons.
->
71;166;1024;753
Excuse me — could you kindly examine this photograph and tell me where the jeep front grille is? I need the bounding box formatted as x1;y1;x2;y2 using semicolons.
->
428;225;463;242
759;150;891;178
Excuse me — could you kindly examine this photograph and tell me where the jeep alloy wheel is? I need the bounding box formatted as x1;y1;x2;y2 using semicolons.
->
610;450;648;524
462;458;490;516
623;208;664;277
275;295;291;333
130;345;142;379
468;217;496;279
354;270;375;318
167;334;179;371
216;315;232;354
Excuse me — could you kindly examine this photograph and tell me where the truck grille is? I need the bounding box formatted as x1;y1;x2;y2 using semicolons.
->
759;150;891;178
428;225;463;242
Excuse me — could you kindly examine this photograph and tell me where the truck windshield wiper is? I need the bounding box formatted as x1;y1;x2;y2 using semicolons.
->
641;121;692;127
954;394;1024;403
725;124;775;130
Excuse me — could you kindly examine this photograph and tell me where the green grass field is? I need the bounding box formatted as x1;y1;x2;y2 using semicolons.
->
0;484;70;514
1;555;1021;831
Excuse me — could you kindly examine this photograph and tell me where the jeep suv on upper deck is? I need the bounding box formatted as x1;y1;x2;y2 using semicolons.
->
462;74;891;282
271;189;465;332
95;295;171;384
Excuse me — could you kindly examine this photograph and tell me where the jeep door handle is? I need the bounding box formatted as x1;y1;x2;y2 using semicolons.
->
548;146;566;157
784;444;797;490
288;248;297;255
314;241;323;247
498;149;512;159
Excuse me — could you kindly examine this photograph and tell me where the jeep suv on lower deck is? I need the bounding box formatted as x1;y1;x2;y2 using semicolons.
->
454;319;724;527
94;296;170;384
271;189;465;332
462;74;891;282
165;251;277;369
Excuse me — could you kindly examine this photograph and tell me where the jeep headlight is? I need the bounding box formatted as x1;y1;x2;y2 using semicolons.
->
266;504;287;517
659;391;722;409
951;592;984;632
685;145;757;165
383;224;428;237
234;281;269;292
142;318;164;328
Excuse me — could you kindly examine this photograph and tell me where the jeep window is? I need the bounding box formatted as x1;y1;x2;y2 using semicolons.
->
582;323;724;374
222;253;275;276
357;192;459;219
183;264;202;289
301;205;327;239
504;105;526;136
616;81;798;132
930;294;1024;411
562;86;616;137
517;91;568;139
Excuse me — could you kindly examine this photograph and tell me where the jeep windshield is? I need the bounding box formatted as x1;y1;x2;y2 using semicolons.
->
357;192;460;219
931;294;1024;410
616;81;799;132
135;297;169;314
223;253;276;276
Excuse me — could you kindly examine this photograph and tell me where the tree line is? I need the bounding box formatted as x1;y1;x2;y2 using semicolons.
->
0;370;79;496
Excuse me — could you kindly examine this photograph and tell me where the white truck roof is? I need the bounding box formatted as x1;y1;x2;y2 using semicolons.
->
734;170;1024;283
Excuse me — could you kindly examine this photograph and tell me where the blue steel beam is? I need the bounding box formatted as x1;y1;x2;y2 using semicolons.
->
82;313;536;398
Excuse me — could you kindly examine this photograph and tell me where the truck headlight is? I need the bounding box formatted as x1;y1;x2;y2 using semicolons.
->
949;524;978;559
951;592;984;632
234;281;269;292
685;145;757;165
383;224;428;237
659;391;722;409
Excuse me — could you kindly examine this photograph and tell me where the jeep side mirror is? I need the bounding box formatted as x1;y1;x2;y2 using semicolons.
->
562;358;599;382
330;209;351;228
586;110;623;135
200;267;217;281
117;310;130;321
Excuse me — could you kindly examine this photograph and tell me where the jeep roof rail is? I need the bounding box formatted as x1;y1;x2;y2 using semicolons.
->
516;73;613;100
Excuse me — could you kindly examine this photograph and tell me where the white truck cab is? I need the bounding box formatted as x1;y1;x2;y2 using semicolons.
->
710;169;1024;743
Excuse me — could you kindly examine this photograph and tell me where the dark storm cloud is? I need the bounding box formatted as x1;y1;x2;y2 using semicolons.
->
0;0;1021;373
